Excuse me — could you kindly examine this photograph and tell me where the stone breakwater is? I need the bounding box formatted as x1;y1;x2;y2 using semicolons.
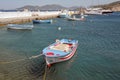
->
0;11;61;26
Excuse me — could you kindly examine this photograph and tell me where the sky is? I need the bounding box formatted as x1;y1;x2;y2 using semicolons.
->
0;0;119;9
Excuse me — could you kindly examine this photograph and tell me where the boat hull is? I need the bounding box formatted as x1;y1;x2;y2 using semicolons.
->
45;44;78;66
67;18;82;21
7;24;33;30
33;19;52;24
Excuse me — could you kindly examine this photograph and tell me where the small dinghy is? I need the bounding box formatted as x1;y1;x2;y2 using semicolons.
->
67;15;85;21
42;39;78;67
7;24;33;30
33;19;52;24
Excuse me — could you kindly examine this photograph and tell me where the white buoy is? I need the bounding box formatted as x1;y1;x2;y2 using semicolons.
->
58;27;61;30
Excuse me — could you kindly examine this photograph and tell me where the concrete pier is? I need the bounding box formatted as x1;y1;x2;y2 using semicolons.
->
0;11;60;26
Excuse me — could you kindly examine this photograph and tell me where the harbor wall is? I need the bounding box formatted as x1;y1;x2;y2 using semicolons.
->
0;11;60;18
0;11;61;26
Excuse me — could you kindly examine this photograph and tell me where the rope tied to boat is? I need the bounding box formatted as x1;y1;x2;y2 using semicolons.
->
43;65;47;80
0;54;43;64
29;54;43;59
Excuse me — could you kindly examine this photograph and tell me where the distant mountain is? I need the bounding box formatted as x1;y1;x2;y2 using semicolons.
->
39;4;67;10
93;1;120;11
16;5;40;11
69;6;80;10
16;4;79;11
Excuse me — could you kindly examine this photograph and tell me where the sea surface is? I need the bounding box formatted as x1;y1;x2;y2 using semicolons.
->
0;12;120;80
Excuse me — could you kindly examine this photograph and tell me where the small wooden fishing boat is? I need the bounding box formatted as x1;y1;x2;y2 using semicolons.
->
32;19;52;24
58;13;70;18
67;17;81;21
42;39;78;67
7;24;33;30
67;15;85;21
58;10;70;18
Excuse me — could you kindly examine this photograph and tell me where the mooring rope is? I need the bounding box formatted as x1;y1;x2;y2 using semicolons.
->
29;54;43;59
43;65;47;80
0;54;43;64
0;53;48;80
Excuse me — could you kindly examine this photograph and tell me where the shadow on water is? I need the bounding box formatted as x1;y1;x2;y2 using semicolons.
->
26;56;46;78
26;56;56;79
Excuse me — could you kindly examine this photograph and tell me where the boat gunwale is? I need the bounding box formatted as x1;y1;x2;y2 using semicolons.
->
43;39;78;58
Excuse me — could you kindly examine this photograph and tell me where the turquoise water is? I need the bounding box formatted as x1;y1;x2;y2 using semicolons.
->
0;12;120;80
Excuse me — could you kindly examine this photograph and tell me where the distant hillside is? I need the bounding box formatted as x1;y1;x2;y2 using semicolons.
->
39;4;67;10
16;4;79;11
17;5;40;11
93;1;120;11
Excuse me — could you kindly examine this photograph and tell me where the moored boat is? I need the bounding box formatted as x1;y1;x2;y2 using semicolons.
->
67;15;85;21
42;39;78;67
32;19;52;24
67;18;81;21
7;24;33;30
58;13;70;18
58;9;70;18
